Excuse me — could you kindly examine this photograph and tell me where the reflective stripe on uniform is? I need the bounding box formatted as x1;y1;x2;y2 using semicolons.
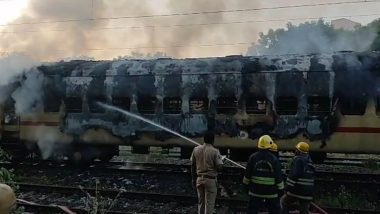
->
287;192;313;200
249;191;278;198
297;181;314;186
277;181;284;190
287;178;313;186
251;176;275;185
243;176;250;185
286;178;296;184
298;178;314;182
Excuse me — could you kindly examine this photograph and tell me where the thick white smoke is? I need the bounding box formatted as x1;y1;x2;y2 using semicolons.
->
11;70;44;114
0;0;261;60
0;54;39;104
0;54;38;86
33;126;62;159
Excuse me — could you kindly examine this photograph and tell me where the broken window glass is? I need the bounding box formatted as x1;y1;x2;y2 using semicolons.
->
190;97;209;113
163;97;182;114
340;96;367;115
88;96;107;113
64;97;82;113
216;97;237;114
246;97;267;114
275;96;298;115
112;97;131;110
44;98;61;113
138;96;157;114
307;96;330;116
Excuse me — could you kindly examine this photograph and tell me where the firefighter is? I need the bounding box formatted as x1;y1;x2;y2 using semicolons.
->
191;130;224;214
0;183;16;214
281;142;315;214
243;135;284;214
269;142;279;158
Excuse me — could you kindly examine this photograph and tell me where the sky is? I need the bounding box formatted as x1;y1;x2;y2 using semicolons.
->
0;0;380;61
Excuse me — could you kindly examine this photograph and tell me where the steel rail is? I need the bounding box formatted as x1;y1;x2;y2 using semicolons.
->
15;183;378;214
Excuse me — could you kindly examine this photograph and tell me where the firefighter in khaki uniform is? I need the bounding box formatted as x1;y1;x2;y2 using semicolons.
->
243;135;284;214
191;131;224;214
281;142;315;214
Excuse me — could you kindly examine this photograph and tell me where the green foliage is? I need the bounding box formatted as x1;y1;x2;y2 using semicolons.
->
248;18;380;55
362;158;380;170
0;167;15;183
0;148;12;161
81;180;124;214
367;19;380;51
318;185;376;209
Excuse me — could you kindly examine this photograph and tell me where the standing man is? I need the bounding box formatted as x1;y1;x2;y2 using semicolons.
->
269;142;279;158
281;142;315;214
191;130;224;214
243;135;284;214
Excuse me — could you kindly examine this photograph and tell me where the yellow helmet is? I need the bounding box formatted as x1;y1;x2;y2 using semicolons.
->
269;143;278;152
296;142;310;153
257;135;274;149
0;184;16;213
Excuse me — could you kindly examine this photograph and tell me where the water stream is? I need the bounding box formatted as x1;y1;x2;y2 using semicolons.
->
97;102;246;169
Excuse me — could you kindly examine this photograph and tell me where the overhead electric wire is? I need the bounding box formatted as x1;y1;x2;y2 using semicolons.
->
1;12;380;34
0;0;379;27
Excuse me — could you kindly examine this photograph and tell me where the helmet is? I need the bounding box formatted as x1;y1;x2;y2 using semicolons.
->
0;184;16;213
269;143;278;152
296;142;310;153
257;135;274;149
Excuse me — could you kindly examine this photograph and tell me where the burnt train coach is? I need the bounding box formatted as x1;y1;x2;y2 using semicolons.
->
1;51;380;162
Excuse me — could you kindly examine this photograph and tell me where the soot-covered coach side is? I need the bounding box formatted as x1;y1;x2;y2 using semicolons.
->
1;52;380;162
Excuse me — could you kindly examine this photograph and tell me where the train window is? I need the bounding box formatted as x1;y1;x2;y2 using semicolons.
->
275;97;298;115
216;97;237;114
44;98;61;112
308;96;330;116
112;97;131;110
64;97;82;113
190;97;209;113
138;96;157;114
340;96;367;115
88;96;107;113
163;97;182;114
246;97;267;114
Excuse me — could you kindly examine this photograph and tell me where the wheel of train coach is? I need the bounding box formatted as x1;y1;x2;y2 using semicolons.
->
309;152;327;164
69;150;95;165
99;153;114;162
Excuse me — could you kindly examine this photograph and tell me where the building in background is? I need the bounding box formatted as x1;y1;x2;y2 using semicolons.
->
331;18;361;31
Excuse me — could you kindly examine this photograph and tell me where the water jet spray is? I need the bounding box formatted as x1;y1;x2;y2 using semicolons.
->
97;102;246;169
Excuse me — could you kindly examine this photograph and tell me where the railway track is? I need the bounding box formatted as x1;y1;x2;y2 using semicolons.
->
2;160;379;185
14;183;379;214
2;158;379;213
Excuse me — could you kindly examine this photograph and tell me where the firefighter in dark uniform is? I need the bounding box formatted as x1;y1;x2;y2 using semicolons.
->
243;135;284;214
281;142;315;214
269;142;279;158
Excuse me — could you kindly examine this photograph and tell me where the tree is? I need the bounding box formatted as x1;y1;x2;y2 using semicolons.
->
247;19;379;55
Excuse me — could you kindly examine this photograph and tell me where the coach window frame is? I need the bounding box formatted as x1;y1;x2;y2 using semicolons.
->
112;97;131;111
163;97;182;114
189;97;209;114
216;97;238;114
64;96;83;113
339;95;367;116
137;96;157;114
275;96;298;115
